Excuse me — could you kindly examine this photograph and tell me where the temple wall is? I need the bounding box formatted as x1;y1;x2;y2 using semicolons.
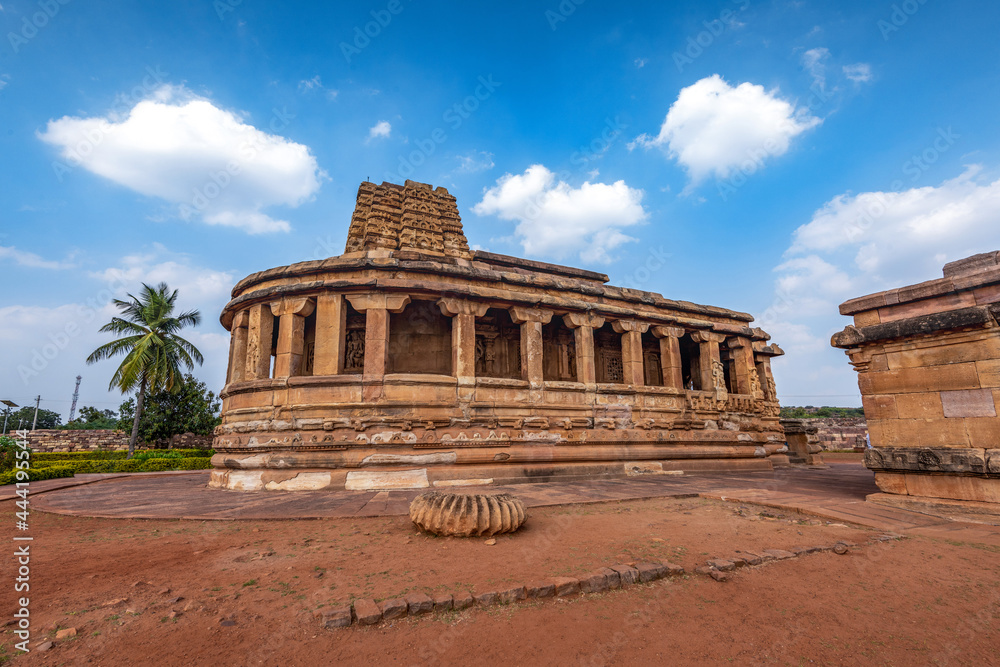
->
26;429;213;452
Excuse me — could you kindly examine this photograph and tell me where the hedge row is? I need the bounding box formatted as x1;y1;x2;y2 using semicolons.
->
31;458;213;474
0;465;76;486
31;448;214;462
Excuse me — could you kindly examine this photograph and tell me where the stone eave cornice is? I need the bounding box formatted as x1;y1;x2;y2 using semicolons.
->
839;265;1000;316
831;304;1000;349
228;255;753;325
219;275;766;338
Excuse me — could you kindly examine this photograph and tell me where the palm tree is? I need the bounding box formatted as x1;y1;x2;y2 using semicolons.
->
87;283;204;457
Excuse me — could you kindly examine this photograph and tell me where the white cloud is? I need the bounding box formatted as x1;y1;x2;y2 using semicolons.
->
473;164;648;264
760;165;1000;406
631;75;821;182
843;63;872;83
634;58;648;69
38;85;324;234
298;75;322;92
0;245;74;270
455;150;495;174
802;47;830;90
368;120;391;140
0;74;9;91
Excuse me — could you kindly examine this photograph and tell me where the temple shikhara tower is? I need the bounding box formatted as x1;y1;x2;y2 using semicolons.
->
211;180;786;491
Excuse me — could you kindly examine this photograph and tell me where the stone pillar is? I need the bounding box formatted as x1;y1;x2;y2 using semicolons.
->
270;297;316;379
612;319;650;386
753;342;783;400
691;331;727;393
651;325;684;389
228;309;249;383
563;312;605;384
245;303;275;380
438;298;490;379
313;293;346;376
510;306;553;385
345;293;411;384
728;337;759;396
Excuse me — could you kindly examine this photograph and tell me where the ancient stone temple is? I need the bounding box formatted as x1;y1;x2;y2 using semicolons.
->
833;251;1000;512
210;180;786;491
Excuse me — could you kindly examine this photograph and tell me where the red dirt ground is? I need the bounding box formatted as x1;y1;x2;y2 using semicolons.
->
3;495;999;666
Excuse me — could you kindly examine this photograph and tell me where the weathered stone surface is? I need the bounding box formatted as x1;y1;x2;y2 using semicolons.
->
552;577;580;597
635;562;666;582
610;564;640;585
452;592;474;610
409;492;527;537
527;582;555;598
833;542;849;555
322;606;352;629
474;590;499;606
599;567;622;589
381;598;408;620
432;594;454;612
497;586;527;604
55;628;77;639
578;572;609;593
709;570;729;582
352;599;382;625
405;593;433;615
762;549;796;560
706;559;736;572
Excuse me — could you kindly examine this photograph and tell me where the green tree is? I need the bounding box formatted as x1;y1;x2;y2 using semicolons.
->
86;282;203;457
5;407;61;431
62;406;119;430
117;373;221;445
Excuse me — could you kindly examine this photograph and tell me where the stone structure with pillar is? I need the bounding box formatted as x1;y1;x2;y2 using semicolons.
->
833;251;1000;516
210;180;786;492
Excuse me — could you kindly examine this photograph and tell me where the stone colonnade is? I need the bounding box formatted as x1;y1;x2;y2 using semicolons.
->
226;294;778;397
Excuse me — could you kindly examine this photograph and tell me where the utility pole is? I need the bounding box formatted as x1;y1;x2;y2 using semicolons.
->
69;375;82;422
1;400;17;435
31;395;40;431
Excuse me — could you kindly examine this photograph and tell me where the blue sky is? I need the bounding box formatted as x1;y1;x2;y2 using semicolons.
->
3;0;1000;420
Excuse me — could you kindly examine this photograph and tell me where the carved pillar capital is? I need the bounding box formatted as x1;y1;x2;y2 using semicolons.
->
437;298;489;318
651;325;685;339
509;306;553;325
269;297;315;318
611;319;650;334
690;330;726;344
346;293;411;314
232;309;249;329
563;312;605;329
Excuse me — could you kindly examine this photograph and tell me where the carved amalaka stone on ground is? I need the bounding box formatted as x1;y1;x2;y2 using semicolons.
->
409;492;527;537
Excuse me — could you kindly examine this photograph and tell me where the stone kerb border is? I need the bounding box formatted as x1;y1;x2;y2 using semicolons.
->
317;534;902;629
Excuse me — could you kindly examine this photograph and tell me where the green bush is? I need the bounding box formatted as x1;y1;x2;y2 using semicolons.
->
0;465;76;486
29;457;213;475
32;448;214;463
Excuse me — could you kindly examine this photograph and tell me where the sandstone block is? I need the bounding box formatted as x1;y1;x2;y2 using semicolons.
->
578;572;608;593
353;599;382;625
552;577;580;597
635;562;665;582
706;559;736;572
527;582;555;598
762;549;796;560
610;564;640;585
452;592;474;610
406;593;433;615
599;567;622;589
321;607;352;629
474;590;499;606
432;594;454;612
497;586;526;604
381;598;408;620
55;628;77;639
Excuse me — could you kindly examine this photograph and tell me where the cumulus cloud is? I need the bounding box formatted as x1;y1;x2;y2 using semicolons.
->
631;75;821;182
473;164;647;264
0;245;75;270
368;120;391;140
760;166;1000;405
38;85;324;234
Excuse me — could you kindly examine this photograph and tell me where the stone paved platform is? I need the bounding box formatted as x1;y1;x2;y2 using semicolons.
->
12;463;1000;542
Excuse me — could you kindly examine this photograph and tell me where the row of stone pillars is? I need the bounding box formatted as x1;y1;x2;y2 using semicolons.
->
226;294;776;398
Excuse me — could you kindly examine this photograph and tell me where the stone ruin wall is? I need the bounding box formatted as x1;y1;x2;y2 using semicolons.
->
807;418;867;451
25;429;213;453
